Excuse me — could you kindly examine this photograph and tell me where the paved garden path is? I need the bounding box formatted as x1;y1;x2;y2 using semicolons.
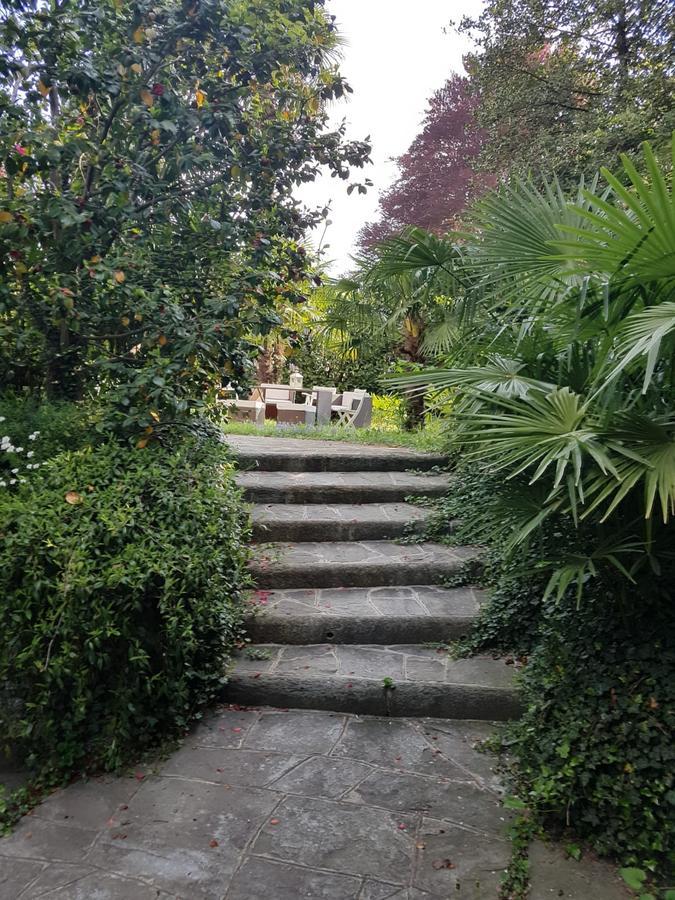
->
0;436;629;899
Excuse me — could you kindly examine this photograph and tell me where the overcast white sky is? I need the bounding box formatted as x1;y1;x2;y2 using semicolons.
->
298;0;484;276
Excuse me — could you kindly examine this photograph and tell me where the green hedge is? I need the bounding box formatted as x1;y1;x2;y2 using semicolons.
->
0;438;249;777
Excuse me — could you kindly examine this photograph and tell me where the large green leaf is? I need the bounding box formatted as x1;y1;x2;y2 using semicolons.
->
603;301;675;392
461;388;613;483
387;356;556;398
582;414;675;523
558;138;675;285
468;175;602;307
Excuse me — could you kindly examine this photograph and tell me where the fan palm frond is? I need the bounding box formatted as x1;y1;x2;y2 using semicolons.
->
468;175;602;307
387;356;556;398
460;388;617;498
557;137;675;285
602;301;675;393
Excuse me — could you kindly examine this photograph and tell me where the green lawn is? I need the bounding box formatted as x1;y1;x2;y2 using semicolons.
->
220;419;449;452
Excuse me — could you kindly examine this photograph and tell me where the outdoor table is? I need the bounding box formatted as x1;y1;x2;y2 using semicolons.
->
260;383;298;402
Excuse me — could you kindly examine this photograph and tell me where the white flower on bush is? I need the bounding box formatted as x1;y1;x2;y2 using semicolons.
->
0;422;42;490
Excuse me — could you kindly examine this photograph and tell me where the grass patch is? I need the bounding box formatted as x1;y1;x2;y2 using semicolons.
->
220;419;448;452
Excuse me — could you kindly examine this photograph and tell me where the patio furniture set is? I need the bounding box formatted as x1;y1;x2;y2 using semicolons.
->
220;382;373;429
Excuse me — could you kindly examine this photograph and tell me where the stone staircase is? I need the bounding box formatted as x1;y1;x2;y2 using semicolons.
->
226;435;520;721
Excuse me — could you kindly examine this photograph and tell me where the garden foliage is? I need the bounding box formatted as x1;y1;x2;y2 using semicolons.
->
426;465;675;877
365;140;674;877
0;0;370;436
0;437;249;777
457;0;675;182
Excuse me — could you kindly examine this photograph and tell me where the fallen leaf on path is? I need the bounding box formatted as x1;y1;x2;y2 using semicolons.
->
432;859;455;870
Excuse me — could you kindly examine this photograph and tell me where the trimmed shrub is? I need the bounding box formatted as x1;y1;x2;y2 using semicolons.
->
0;437;249;777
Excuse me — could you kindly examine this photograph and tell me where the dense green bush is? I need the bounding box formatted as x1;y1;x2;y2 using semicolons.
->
0;395;93;468
289;331;397;394
509;597;675;877
424;463;675;880
0;437;249;777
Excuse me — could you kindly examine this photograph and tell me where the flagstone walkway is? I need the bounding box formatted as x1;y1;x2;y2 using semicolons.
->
0;436;630;899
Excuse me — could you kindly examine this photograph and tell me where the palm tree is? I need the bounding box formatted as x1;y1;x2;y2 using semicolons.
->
316;235;470;427
382;138;675;601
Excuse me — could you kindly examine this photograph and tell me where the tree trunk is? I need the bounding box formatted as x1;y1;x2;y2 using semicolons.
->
400;315;426;431
614;2;630;98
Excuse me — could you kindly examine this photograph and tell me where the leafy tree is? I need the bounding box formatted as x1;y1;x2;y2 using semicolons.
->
457;0;675;182
0;0;370;438
358;75;488;250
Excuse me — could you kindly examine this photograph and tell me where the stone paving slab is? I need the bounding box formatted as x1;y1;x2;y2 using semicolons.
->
245;585;484;644
227;434;448;472
528;841;630;899
0;707;625;900
236;470;451;504
250;502;436;542
250;541;480;589
227;645;521;720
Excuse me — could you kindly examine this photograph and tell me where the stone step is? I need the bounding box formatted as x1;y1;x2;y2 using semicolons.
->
245;585;484;644
226;644;521;720
236;470;451;504
249;541;479;589
227;434;448;472
250;503;439;542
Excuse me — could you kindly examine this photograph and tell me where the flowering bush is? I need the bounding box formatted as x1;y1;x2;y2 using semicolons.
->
0;419;40;488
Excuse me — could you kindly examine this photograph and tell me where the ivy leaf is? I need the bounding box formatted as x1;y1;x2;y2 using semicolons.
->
619;868;646;890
